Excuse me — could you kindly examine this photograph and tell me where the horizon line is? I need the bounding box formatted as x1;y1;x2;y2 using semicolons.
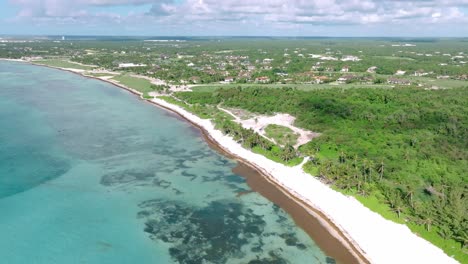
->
1;34;467;39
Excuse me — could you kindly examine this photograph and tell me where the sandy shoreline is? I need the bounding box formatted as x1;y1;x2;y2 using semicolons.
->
150;96;459;264
5;59;459;264
150;98;367;264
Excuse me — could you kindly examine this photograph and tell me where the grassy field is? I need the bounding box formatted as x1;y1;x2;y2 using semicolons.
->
192;83;395;92
157;96;231;120
192;74;466;92
86;72;117;77
111;75;153;94
264;124;299;146
34;60;96;70
406;76;467;88
373;56;415;61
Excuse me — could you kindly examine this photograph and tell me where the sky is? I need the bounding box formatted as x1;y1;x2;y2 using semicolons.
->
0;0;467;37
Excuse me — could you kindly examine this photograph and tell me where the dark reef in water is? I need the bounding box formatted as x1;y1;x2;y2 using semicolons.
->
138;199;308;264
100;170;155;186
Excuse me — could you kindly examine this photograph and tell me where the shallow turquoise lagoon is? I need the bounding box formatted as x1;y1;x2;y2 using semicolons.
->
0;62;332;263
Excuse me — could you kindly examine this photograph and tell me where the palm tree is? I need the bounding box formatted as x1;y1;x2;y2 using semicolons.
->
361;159;368;182
259;139;272;151
339;151;346;163
224;123;234;135
393;204;404;218
377;160;385;181
352;154;358;169
244;135;256;149
405;185;415;208
367;159;375;182
315;145;321;153
404;150;410;163
358;183;369;197
453;230;468;249
390;193;404;218
281;143;296;162
362;159;374;182
438;225;453;240
356;179;363;193
253;133;262;146
422;217;433;232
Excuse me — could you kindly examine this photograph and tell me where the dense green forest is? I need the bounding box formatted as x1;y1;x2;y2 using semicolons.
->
174;86;467;260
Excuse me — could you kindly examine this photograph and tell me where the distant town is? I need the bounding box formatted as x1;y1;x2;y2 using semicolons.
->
1;37;467;94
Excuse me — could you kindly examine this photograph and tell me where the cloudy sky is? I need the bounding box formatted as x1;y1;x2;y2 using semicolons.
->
1;0;467;36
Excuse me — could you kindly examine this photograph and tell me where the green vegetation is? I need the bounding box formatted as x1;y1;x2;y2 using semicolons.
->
192;82;396;92
3;37;467;87
111;75;153;94
264;124;299;146
374;56;415;61
213;115;302;166
173;86;468;262
34;59;95;70
157;96;220;119
111;75;171;97
85;72;115;77
191;74;466;92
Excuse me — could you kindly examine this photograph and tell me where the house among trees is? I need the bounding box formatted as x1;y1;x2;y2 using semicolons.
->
204;69;217;75
118;63;147;68
189;76;201;84
224;76;235;83
238;71;252;79
337;75;356;84
367;66;378;73
341;55;361;61
255;76;270;83
395;70;406;75
21;56;43;61
387;78;411;85
414;69;428;76
247;65;256;71
341;65;350;72
436;75;450;79
361;75;375;84
455;74;468;80
311;62;321;71
314;76;329;84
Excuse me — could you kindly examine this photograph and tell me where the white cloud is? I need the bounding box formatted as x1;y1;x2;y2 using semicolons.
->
146;0;467;25
6;0;468;35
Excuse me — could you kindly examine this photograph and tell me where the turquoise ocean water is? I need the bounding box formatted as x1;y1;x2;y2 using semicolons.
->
0;61;332;263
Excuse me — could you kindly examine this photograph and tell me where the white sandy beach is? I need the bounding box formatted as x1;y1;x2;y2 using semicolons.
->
150;97;459;264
